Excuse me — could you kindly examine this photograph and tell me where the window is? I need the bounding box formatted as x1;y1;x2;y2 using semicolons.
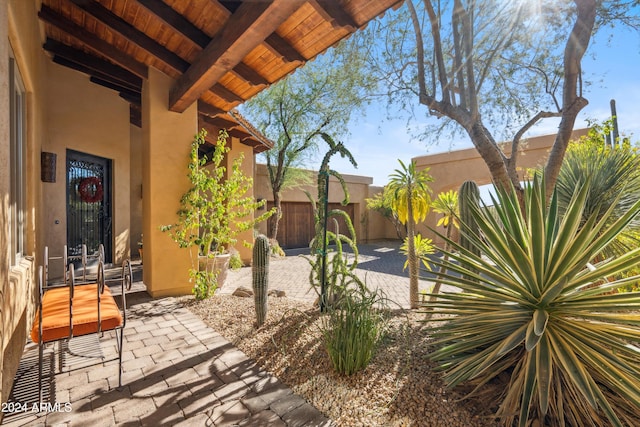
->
9;55;27;265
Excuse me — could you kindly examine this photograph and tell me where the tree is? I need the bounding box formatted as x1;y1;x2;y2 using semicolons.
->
242;34;375;242
387;160;433;309
368;0;638;201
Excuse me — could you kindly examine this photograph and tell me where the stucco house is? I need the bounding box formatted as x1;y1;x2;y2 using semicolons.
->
0;0;404;409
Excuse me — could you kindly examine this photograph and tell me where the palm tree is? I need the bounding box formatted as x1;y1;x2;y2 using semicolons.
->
387;160;433;308
429;190;459;306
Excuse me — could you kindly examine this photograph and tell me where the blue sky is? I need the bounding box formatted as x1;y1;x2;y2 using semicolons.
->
323;21;640;187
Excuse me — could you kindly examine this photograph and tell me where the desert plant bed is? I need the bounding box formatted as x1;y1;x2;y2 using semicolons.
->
184;295;501;427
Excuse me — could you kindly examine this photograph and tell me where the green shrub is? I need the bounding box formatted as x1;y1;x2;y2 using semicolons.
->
428;175;640;426
229;252;243;270
321;289;387;376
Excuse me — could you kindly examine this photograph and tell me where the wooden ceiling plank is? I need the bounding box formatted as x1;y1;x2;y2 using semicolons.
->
44;38;143;90
263;33;306;63
38;5;148;78
136;0;210;49
169;0;306;113
308;0;358;32
69;0;189;74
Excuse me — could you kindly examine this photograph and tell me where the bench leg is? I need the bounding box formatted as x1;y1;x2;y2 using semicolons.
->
117;328;124;388
38;342;43;403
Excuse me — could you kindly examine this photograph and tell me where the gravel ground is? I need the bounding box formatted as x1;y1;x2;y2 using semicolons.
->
183;294;501;427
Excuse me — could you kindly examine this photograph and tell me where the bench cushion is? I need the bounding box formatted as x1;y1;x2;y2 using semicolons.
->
30;284;123;343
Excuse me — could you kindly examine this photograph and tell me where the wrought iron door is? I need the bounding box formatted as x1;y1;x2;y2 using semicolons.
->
66;150;112;263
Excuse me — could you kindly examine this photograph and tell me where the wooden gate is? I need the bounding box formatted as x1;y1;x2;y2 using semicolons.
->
268;202;355;249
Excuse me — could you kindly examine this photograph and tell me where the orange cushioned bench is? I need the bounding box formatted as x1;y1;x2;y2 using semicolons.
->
32;256;132;403
30;284;122;343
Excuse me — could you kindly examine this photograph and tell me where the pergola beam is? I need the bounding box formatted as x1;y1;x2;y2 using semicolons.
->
38;5;148;78
308;0;358;32
169;0;305;113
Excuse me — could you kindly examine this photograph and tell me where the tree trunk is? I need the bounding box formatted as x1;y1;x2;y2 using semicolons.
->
544;0;595;198
268;190;283;241
407;196;419;309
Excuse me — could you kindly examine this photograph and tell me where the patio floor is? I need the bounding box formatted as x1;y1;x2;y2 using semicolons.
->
2;240;437;426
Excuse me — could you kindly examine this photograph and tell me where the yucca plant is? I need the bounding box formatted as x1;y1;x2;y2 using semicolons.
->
427;175;640;426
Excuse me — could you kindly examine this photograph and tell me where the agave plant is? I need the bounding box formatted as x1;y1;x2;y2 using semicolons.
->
428;175;640;427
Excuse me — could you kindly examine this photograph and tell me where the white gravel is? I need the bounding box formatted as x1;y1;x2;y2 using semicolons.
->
183;294;501;427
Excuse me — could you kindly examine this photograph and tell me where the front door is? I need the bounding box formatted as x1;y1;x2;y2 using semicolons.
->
66;150;112;263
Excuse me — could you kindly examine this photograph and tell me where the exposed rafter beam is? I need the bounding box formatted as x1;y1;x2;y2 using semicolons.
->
137;0;271;88
264;33;306;63
169;0;305;113
135;0;209;49
52;56;141;93
200;115;241;131
230;62;269;87
197;100;225;118
199;116;252;142
90;77;141;101
44;38;142;91
308;0;358;32
130;104;142;128
210;83;243;104
69;0;189;74
38;5;148;78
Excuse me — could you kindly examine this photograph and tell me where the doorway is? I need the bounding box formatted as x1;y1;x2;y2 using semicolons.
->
66;150;113;263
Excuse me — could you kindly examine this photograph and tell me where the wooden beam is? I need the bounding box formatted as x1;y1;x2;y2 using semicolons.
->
197;100;225;118
38;5;148;78
130;104;142;128
44;38;142;91
169;0;305;113
210;83;244;104
119;91;142;106
230;62;270;87
135;0;209;48
52;56;141;93
308;0;358;32
137;0;270;88
90;77;141;100
264;33;306;63
200;114;240;130
69;0;189;74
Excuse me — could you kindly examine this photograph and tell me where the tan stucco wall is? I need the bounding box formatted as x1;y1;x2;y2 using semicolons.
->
2;0;47;408
43;61;131;270
142;68;196;297
413;129;590;243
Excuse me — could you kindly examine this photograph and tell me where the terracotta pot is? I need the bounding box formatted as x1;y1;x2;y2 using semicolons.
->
198;253;231;288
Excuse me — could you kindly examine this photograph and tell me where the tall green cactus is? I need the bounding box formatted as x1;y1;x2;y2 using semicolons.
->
459;180;481;260
252;234;270;327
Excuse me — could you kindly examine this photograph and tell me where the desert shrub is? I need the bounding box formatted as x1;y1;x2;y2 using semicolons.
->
321;288;388;375
428;175;640;426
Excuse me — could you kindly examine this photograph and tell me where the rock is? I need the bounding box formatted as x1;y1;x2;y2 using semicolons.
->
268;289;286;297
233;286;253;297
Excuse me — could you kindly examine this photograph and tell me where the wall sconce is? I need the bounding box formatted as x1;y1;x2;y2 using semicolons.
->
41;152;57;183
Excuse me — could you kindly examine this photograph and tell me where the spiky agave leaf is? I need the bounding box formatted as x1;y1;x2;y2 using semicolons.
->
428;175;640;427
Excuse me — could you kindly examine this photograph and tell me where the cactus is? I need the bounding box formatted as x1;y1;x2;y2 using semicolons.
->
459;180;481;262
252;234;270;327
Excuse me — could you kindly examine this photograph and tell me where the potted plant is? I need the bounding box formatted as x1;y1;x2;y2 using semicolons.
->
161;129;274;299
